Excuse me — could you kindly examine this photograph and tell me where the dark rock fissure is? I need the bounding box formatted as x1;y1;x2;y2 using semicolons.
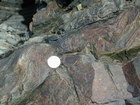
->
19;0;36;31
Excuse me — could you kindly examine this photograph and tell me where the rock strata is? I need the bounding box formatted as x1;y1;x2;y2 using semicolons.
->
0;0;140;105
0;0;36;58
0;43;56;105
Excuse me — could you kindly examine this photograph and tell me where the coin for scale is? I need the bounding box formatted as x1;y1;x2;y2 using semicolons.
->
47;56;61;68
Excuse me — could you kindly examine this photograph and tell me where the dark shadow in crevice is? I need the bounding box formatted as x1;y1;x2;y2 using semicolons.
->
18;0;36;32
126;0;132;2
36;1;47;11
55;0;73;8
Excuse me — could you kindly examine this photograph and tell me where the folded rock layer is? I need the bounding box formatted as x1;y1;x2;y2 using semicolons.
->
0;0;140;105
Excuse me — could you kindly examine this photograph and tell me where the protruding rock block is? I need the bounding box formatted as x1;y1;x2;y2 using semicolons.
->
0;43;56;105
91;61;132;104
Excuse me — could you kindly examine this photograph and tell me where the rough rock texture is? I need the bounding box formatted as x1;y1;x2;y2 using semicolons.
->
0;43;56;105
92;62;131;104
0;0;140;105
0;0;36;58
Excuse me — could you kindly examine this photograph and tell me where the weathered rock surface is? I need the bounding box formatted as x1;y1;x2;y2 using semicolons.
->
0;0;140;105
122;56;140;105
0;43;56;105
92;62;132;104
0;0;36;58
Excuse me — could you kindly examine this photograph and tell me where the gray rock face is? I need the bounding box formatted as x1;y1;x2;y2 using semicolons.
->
0;0;36;58
0;0;140;105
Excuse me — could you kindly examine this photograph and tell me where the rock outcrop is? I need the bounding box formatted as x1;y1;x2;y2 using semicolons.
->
0;0;140;105
0;0;36;58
